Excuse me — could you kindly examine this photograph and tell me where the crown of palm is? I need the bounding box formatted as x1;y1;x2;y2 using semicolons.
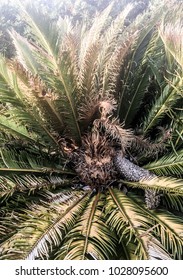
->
0;1;183;260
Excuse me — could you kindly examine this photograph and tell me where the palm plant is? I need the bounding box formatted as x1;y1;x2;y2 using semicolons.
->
0;1;183;260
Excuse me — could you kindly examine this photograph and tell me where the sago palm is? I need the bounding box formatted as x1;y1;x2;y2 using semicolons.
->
0;1;183;260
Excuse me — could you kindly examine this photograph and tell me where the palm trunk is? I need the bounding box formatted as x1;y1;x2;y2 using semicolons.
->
114;152;160;209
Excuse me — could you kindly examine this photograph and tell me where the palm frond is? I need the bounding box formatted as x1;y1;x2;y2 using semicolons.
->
126;193;183;259
106;188;171;259
0;147;71;174
0;174;72;201
92;4;135;97
77;4;137;129
142;74;183;135
10;31;41;74
144;149;183;177
17;1;62;60
0;146;74;199
79;3;113;64
123;176;183;196
0;56;23;106
0;115;38;143
163;194;183;213
0;191;88;260
153;210;183;259
170;109;183;149
159;8;183;69
14;2;82;143
57;192;117;260
0;56;60;147
0;176;17;200
117;8;164;126
13;60;65;133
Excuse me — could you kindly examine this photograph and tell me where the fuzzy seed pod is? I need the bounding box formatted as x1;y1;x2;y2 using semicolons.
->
114;152;160;209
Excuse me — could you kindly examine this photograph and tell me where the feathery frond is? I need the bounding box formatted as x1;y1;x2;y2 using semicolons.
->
128;193;183;259
142;74;183;135
159;5;183;69
106;188;171;260
144;150;183;177
0;191;88;260
56;193;117;260
12;3;82;143
117;8;165;126
123;176;183;196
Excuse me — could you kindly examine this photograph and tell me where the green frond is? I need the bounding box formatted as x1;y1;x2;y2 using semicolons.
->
0;176;17;199
123;176;183;196
163;194;183;213
0;146;72;175
11;108;60;147
153;210;183;259
0;56;24;106
0;115;38;143
170;110;183;149
51;45;82;142
92;4;135;96
117;9;164;126
144;150;183;177
0;173;72;200
142;62;183;135
0;191;88;260
126;193;183;259
106;188;171;260
13;61;65;133
0;146;74;199
10;31;40;74
0;57;60;147
132;195;183;260
57;192;117;260
13;3;82;142
78;42;100;102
